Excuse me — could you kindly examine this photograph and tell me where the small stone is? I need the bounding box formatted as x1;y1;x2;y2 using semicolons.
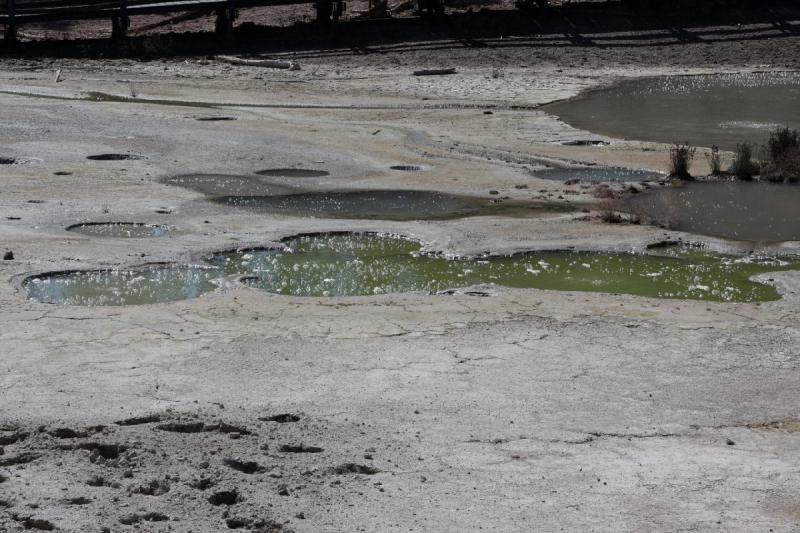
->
726;439;735;446
3;251;13;260
277;485;290;496
488;190;499;195
295;512;305;520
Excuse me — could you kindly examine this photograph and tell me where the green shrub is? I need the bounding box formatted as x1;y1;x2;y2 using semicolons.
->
763;127;800;183
597;199;622;223
669;143;696;180
706;145;722;176
729;143;759;181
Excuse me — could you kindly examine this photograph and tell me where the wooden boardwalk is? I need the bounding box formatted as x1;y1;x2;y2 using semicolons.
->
0;0;764;45
0;0;348;42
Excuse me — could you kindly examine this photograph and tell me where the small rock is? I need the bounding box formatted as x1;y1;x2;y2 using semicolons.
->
3;251;13;260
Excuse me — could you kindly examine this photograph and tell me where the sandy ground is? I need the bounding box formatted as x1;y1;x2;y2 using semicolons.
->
2;7;800;532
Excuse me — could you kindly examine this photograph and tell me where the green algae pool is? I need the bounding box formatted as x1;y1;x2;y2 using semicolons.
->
207;234;799;302
24;234;800;305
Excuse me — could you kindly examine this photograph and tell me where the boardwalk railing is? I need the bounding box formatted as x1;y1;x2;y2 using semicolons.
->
1;0;347;43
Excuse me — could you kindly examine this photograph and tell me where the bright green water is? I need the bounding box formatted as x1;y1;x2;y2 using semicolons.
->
25;235;800;305
208;234;799;302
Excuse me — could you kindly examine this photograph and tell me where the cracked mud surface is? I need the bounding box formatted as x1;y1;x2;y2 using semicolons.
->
2;19;800;531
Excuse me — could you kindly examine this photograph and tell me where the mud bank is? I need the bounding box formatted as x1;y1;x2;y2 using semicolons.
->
1;58;799;532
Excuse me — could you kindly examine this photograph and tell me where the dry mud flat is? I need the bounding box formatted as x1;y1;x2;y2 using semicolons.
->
2;39;800;532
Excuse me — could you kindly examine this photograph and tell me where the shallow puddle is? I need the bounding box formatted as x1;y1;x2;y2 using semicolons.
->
390;165;424;172
213;190;568;221
533;167;663;182
87;153;144;161
620;181;800;242
255;169;331;178
545;72;800;150
208;234;798;302
67;223;168;238
24;266;220;306
163;174;296;197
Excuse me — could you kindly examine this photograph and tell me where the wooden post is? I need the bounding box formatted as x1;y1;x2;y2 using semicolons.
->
5;0;17;46
111;0;129;41
215;8;233;41
333;0;344;21
417;0;442;16
315;0;332;25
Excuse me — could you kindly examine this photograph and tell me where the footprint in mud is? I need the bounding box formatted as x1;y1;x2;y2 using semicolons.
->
114;414;161;426
156;421;205;433
259;414;300;423
48;426;104;439
328;463;380;475
0;430;29;445
48;428;87;439
223;458;265;474
225;517;283;531
69;442;125;462
131;479;170;496
279;444;324;454
86;476;120;488
208;489;241;506
188;477;216;490
157;421;251;435
11;515;55;531
0;452;39;466
211;422;252;435
119;512;168;525
87;153;144;161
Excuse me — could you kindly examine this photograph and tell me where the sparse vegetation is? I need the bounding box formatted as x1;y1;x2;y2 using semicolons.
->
762;127;800;183
729;143;759;181
597;199;622;223
669;143;696;180
706;145;721;176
